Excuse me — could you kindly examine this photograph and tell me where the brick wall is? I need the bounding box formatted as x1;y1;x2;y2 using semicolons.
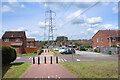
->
24;47;40;54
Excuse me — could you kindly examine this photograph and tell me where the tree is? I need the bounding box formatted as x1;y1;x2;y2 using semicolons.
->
56;36;68;41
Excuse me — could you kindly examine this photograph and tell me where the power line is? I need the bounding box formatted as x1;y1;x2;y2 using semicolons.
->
56;2;74;23
60;2;100;27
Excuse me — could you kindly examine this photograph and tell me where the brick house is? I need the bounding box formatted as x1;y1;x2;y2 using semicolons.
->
2;31;27;54
92;30;120;49
27;38;35;48
56;41;75;47
35;41;42;47
75;40;92;45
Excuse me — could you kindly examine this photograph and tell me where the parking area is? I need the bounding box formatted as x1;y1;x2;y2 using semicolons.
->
13;50;118;64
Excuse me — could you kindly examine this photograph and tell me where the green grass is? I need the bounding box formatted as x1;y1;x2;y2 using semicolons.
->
60;61;118;78
17;53;38;56
2;63;32;79
50;49;62;55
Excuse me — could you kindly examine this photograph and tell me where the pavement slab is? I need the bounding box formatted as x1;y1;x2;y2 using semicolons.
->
20;64;76;78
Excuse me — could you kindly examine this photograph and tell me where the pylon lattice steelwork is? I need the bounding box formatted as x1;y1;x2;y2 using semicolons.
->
45;10;56;46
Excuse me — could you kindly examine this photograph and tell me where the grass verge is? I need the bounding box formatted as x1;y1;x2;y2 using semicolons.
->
2;63;32;79
17;53;38;56
50;49;62;55
60;61;118;78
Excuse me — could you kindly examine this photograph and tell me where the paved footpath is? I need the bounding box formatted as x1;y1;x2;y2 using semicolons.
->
20;49;76;78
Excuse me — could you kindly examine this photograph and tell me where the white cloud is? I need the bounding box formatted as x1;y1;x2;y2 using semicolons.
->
87;17;102;24
112;5;118;13
21;4;25;8
16;27;27;31
93;30;99;33
2;5;14;13
102;24;118;29
38;21;49;28
87;28;92;31
8;0;25;8
66;10;87;24
67;10;82;19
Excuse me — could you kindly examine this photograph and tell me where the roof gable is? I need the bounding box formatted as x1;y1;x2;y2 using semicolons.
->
2;31;26;38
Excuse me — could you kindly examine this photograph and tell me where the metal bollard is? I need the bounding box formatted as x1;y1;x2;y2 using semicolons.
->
48;49;49;53
44;56;46;64
56;56;58;64
38;57;40;64
50;56;52;64
33;57;35;64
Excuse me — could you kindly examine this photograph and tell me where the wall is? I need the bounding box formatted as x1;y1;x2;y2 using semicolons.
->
24;47;40;53
96;47;119;54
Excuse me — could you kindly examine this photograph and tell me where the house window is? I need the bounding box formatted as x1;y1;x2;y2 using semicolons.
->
5;38;9;42
30;46;33;48
30;42;33;44
16;38;20;42
27;46;29;47
101;38;103;43
27;42;29;44
97;38;99;43
112;37;116;42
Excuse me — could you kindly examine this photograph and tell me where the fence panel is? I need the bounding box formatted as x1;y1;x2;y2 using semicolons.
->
97;47;119;54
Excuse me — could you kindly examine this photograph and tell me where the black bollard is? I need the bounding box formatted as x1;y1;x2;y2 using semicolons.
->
44;56;46;64
56;56;58;64
38;57;40;64
48;49;49;53
50;56;52;64
33;57;35;64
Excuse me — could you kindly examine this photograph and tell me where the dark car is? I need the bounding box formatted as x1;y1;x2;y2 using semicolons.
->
66;48;75;54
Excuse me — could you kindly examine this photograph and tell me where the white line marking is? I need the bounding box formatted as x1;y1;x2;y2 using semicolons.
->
16;57;21;59
29;57;31;59
61;59;64;62
77;59;80;61
48;76;50;78
64;59;67;62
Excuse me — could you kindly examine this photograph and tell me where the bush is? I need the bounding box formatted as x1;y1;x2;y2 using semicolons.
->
2;46;16;64
94;49;98;52
38;50;44;55
111;45;117;47
79;47;86;51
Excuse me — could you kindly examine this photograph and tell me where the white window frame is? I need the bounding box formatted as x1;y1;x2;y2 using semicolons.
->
5;38;9;42
30;42;33;44
30;46;33;48
101;38;103;43
112;37;116;42
97;38;99;43
16;38;20;42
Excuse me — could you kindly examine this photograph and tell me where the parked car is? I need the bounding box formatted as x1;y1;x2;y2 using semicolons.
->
54;48;61;51
59;48;67;54
76;48;79;50
66;48;75;54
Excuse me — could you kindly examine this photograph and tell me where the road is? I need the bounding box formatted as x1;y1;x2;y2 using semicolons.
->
13;50;118;64
58;51;118;62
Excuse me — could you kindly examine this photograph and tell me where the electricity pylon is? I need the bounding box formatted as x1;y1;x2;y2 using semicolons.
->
45;10;56;47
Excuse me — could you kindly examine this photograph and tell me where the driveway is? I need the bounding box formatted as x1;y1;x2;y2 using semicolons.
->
58;51;118;62
13;51;118;63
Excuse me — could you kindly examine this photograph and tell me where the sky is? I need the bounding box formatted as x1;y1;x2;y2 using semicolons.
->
1;1;119;41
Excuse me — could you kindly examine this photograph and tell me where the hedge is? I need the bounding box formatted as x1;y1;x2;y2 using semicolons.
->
2;46;16;64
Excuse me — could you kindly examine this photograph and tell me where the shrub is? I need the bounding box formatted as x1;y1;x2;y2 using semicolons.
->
79;47;86;51
38;50;44;55
94;49;98;52
2;46;16;64
59;45;62;47
111;45;117;47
